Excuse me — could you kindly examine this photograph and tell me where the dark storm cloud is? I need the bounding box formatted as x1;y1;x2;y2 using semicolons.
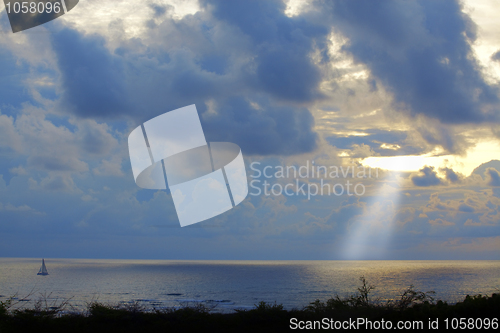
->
120;48;318;154
50;29;130;118
202;0;327;102
411;166;442;186
49;0;327;156
326;129;425;156
200;96;317;155
48;0;499;157
321;0;499;124
415;124;467;154
115;37;319;155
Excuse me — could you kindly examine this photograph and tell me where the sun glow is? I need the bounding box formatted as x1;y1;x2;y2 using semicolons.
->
362;141;500;176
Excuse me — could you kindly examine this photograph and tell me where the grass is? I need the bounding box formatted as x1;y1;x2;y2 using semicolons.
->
1;277;498;332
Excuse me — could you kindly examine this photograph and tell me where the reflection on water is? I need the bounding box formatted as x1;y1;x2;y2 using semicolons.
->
0;259;498;312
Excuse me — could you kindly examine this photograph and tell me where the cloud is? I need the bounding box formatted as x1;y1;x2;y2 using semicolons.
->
200;96;318;155
410;236;500;259
0;202;32;212
471;160;500;178
486;167;500;186
47;2;325;155
323;0;499;124
50;28;130;118
326;129;426;156
440;167;463;183
149;3;171;18
204;0;326;102
44;0;498;159
2;0;500;260
38;174;79;192
413;120;469;154
429;218;454;226
0;48;33;109
92;156;125;177
0;103;126;193
76;119;118;156
492;50;500;62
9;166;27;175
458;203;474;213
411;166;442;186
0;113;22;153
12;107;89;173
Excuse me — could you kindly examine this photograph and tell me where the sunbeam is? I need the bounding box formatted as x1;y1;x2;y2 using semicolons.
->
341;172;402;259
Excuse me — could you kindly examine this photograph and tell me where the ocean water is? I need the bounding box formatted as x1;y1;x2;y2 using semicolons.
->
0;259;499;313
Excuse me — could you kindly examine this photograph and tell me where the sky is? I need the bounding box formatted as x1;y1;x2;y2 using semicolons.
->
0;0;499;260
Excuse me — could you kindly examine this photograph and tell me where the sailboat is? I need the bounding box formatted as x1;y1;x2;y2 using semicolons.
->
37;259;49;276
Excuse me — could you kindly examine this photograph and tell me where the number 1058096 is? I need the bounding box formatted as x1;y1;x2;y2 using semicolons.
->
5;1;62;14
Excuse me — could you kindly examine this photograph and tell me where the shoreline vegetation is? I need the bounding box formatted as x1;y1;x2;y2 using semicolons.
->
1;277;498;332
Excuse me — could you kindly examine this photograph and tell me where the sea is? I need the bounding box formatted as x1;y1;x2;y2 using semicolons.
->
0;259;499;313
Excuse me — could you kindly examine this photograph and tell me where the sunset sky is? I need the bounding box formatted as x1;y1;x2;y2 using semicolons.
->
1;0;499;260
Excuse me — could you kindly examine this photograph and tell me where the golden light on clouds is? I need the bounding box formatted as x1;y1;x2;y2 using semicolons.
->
57;0;200;39
362;140;500;176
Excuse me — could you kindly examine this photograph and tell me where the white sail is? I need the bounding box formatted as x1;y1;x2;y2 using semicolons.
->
37;259;49;275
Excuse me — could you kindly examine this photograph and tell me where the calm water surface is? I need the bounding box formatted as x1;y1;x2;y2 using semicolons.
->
0;259;499;312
